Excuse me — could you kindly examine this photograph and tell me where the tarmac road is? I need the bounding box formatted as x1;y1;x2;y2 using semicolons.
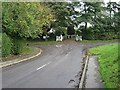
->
2;40;115;88
2;41;85;88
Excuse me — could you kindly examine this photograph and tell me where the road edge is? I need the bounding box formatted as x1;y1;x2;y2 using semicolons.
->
79;54;89;89
1;48;42;68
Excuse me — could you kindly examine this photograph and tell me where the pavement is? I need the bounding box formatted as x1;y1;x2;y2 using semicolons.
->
2;40;115;88
85;56;105;88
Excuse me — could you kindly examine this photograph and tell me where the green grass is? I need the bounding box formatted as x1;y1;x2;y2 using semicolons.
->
81;39;118;43
22;46;33;54
88;44;119;88
28;40;62;45
28;39;118;45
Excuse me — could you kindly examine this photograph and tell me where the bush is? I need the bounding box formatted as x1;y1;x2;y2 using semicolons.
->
76;30;81;36
81;27;95;40
2;33;12;57
81;26;118;40
96;32;118;40
55;27;65;36
11;38;25;55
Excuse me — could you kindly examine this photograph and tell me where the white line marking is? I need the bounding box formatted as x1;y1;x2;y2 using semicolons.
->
36;64;47;71
36;62;51;71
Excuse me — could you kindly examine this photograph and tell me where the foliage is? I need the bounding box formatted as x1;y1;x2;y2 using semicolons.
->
2;2;120;41
2;33;12;57
2;2;54;39
44;2;77;36
81;27;94;40
89;44;119;88
45;2;71;27
67;25;75;35
76;30;81;36
54;26;65;36
74;2;119;40
11;38;25;55
4;2;117;40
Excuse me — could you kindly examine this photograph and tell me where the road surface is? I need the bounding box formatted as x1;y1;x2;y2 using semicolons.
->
2;41;85;88
2;40;114;88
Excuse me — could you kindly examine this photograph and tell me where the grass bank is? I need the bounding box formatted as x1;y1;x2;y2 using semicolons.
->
81;39;118;43
88;44;119;88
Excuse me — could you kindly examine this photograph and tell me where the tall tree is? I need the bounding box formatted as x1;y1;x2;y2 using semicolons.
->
44;2;77;36
2;2;54;39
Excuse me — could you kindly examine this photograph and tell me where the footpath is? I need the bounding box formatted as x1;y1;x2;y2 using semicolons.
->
85;56;104;88
0;47;42;68
79;51;105;89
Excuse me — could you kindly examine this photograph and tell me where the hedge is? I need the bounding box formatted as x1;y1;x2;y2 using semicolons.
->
2;33;12;57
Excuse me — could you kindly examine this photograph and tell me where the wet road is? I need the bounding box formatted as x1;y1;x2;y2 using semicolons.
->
2;41;85;88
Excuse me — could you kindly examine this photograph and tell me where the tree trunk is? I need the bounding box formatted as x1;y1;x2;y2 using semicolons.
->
85;22;87;30
84;3;87;30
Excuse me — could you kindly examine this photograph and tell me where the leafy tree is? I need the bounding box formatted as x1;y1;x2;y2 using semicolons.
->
44;2;78;36
45;2;71;27
113;2;120;36
2;2;54;39
74;1;119;40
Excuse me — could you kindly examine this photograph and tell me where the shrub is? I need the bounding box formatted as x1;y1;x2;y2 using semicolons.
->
2;33;12;57
55;27;65;36
97;32;118;40
81;27;95;40
11;38;25;55
76;30;82;36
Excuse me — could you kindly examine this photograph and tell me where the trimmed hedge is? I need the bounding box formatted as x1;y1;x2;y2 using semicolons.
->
2;33;12;57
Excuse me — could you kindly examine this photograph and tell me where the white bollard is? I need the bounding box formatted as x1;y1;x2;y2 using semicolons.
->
80;36;82;41
60;35;63;41
76;35;79;41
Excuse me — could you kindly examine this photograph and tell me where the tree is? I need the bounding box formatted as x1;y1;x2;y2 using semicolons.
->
113;2;120;35
2;2;54;39
45;2;71;27
44;2;78;36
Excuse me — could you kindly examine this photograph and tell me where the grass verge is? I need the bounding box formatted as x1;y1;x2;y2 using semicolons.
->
88;43;119;88
81;39;118;43
27;40;62;45
2;46;34;62
22;46;33;54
